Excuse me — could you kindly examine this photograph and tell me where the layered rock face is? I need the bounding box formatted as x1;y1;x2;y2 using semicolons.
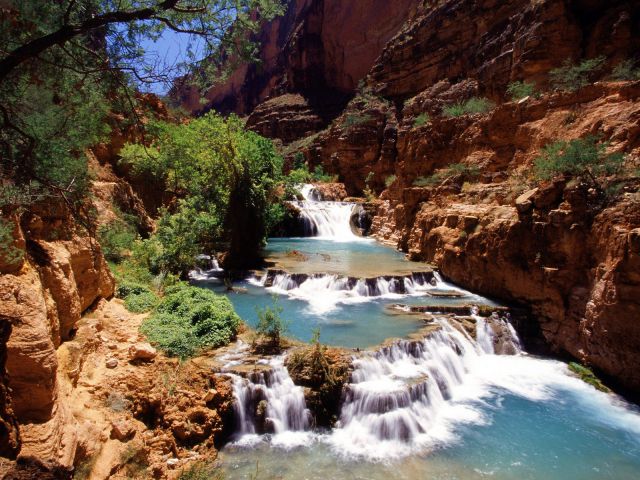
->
371;81;640;393
0;203;114;468
176;0;419;142
369;0;639;99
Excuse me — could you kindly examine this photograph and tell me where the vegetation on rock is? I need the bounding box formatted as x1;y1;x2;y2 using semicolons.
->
443;97;494;117
507;81;537;101
253;300;288;353
549;56;606;92
120;113;284;272
1;0;284;219
610;59;640;81
413;163;480;187
413;112;431;127
534;136;624;187
568;362;611;393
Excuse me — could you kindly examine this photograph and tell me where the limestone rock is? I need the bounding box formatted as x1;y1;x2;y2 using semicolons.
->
111;419;135;441
128;343;157;362
515;188;538;214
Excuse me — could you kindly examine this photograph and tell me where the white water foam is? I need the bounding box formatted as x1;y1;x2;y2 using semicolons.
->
228;356;313;449
292;184;363;241
253;270;487;314
188;254;223;282
326;318;640;461
222;317;640;462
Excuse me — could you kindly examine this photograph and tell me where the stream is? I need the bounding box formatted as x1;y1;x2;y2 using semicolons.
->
191;185;640;479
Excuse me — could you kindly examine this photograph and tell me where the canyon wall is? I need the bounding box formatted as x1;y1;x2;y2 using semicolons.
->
0;205;115;468
174;0;419;142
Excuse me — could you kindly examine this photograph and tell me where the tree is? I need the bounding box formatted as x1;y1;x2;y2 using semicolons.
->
119;113;283;273
0;1;285;86
0;1;284;213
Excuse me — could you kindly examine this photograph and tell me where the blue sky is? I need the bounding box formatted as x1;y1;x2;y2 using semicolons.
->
139;29;204;95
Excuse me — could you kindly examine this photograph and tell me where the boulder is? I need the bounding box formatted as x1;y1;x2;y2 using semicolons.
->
128;343;157;362
515;188;538;214
111;419;135;441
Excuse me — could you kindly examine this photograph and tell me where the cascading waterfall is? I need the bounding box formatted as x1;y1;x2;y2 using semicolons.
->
188;254;223;282
228;356;312;445
330;317;521;458
252;271;439;313
291;184;360;240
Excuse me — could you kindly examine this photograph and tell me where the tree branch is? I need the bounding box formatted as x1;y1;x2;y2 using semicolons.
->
0;0;180;83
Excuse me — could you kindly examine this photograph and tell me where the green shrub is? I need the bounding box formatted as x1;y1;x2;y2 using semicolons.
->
534;136;624;183
413;163;480;187
98;219;138;263
442;103;466;118
311;165;336;183
125;290;158;313
0;218;23;267
178;461;223;480
287;167;312;185
506;81;536;101
141;284;240;358
610;59;640;81
549;56;606;92
292;151;306;170
442;97;494;117
568;362;610;393
255;300;287;348
384;175;397;188
413;113;431;127
343;113;373;128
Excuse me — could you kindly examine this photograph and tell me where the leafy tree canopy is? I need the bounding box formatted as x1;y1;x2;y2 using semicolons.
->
0;1;284;214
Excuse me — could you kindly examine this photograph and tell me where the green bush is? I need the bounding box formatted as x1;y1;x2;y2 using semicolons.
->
506;81;536;101
534;136;624;183
98;219;137;263
442;97;494;117
568;362;610;393
141;284;241;358
384;175;397;188
413;113;431;127
413;163;480;187
288;167;312;185
442;103;466;118
178;461;223;480
125;290;158;313
610;59;640;81
0;218;23;268
292;151;306;170
343;113;373;128
256;300;287;348
311;165;337;183
549;56;606;92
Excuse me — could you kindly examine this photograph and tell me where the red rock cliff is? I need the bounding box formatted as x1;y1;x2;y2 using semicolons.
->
175;0;419;142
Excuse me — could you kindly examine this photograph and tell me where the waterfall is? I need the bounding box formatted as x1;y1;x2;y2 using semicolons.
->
188;254;224;282
292;184;359;241
330;317;521;459
256;271;438;313
229;357;312;444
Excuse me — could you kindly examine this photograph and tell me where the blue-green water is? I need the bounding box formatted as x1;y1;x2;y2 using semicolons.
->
221;354;640;479
193;236;640;479
196;238;491;348
263;238;431;276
